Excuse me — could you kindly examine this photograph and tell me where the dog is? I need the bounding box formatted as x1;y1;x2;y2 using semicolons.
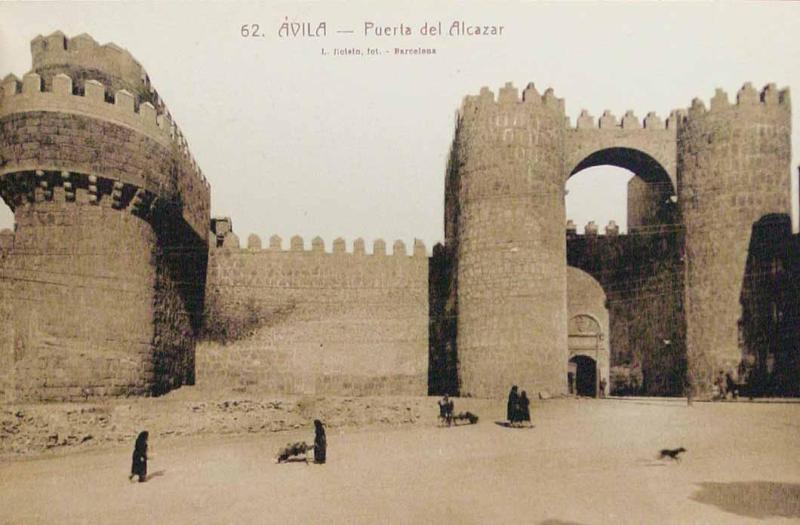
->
658;447;686;461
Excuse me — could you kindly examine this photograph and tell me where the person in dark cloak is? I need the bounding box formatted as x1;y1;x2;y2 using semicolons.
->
130;430;149;482
725;372;738;400
518;390;531;427
313;419;326;464
507;385;519;426
438;394;454;426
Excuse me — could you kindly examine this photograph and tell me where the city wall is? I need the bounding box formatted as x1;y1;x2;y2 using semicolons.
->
566;222;687;395
197;231;429;396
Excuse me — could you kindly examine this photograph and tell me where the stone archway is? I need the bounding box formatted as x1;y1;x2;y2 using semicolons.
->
566;146;677;231
568;313;604;396
569;354;598;397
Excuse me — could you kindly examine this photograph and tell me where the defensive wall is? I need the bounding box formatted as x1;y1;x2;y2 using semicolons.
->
197;225;429;396
447;81;792;397
0;32;210;402
566;221;686;396
0;31;797;403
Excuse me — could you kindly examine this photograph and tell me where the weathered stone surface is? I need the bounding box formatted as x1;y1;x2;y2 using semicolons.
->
0;32;209;402
197;235;428;396
450;85;568;398
678;90;792;393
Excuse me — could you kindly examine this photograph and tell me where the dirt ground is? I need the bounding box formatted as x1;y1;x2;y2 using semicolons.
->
1;397;799;524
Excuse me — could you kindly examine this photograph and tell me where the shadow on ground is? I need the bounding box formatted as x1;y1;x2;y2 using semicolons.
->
494;421;535;429
691;481;800;519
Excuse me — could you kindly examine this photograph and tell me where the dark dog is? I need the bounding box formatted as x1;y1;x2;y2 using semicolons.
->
658;447;686;461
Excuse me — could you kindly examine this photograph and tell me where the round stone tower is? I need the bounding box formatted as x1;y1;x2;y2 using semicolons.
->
449;82;568;398
0;32;210;401
677;83;791;392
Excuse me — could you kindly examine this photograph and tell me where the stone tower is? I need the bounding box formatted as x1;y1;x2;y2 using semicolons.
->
447;83;568;398
446;80;792;398
677;84;792;393
0;32;210;401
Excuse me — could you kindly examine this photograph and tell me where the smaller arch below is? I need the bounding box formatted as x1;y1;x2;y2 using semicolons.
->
569;355;598;397
567;267;610;397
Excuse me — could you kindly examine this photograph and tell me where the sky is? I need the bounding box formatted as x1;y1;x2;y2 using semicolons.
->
1;1;798;249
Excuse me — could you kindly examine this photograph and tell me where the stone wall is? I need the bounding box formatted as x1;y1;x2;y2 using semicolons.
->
197;233;428;396
0;32;209;401
627;176;674;229
678;84;791;394
565;109;679;185
0;199;156;402
566;227;687;396
451;83;568;398
0;71;209;238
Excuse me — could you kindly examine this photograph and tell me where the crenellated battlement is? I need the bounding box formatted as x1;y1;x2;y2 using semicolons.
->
458;82;566;120
30;31;153;99
0;72;209;192
566;219;622;237
686;82;790;118
572;108;684;132
31;31;143;73
213;232;428;258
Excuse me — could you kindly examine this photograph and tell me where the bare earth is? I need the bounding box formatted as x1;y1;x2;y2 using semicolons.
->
1;397;799;525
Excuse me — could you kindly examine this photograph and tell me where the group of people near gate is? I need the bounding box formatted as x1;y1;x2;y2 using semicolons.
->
506;385;532;427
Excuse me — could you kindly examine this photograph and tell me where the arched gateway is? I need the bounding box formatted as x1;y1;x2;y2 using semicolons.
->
447;81;791;398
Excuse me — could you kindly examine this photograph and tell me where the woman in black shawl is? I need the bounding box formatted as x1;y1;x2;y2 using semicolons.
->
313;420;326;464
130;431;149;482
518;390;531;427
507;385;519;426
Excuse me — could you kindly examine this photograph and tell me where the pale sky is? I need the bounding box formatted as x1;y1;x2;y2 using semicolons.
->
1;1;798;248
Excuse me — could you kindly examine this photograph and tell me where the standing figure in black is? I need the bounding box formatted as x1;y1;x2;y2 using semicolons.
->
438;394;454;426
129;431;149;483
725;372;738;400
518;390;531;427
507;385;519;427
313;419;326;464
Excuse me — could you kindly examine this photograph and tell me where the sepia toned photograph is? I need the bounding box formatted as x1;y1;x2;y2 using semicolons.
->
0;1;798;523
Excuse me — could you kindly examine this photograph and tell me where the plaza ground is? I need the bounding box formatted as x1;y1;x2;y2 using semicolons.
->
1;397;798;524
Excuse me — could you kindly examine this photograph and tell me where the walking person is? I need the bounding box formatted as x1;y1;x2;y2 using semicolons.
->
507;385;519;427
129;431;150;483
518;390;531;427
313;419;326;464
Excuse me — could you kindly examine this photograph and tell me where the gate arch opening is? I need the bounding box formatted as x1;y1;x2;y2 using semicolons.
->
566;147;677;232
569;355;598;397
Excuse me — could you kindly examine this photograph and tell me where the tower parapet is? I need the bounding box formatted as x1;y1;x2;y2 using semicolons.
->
30;31;161;109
